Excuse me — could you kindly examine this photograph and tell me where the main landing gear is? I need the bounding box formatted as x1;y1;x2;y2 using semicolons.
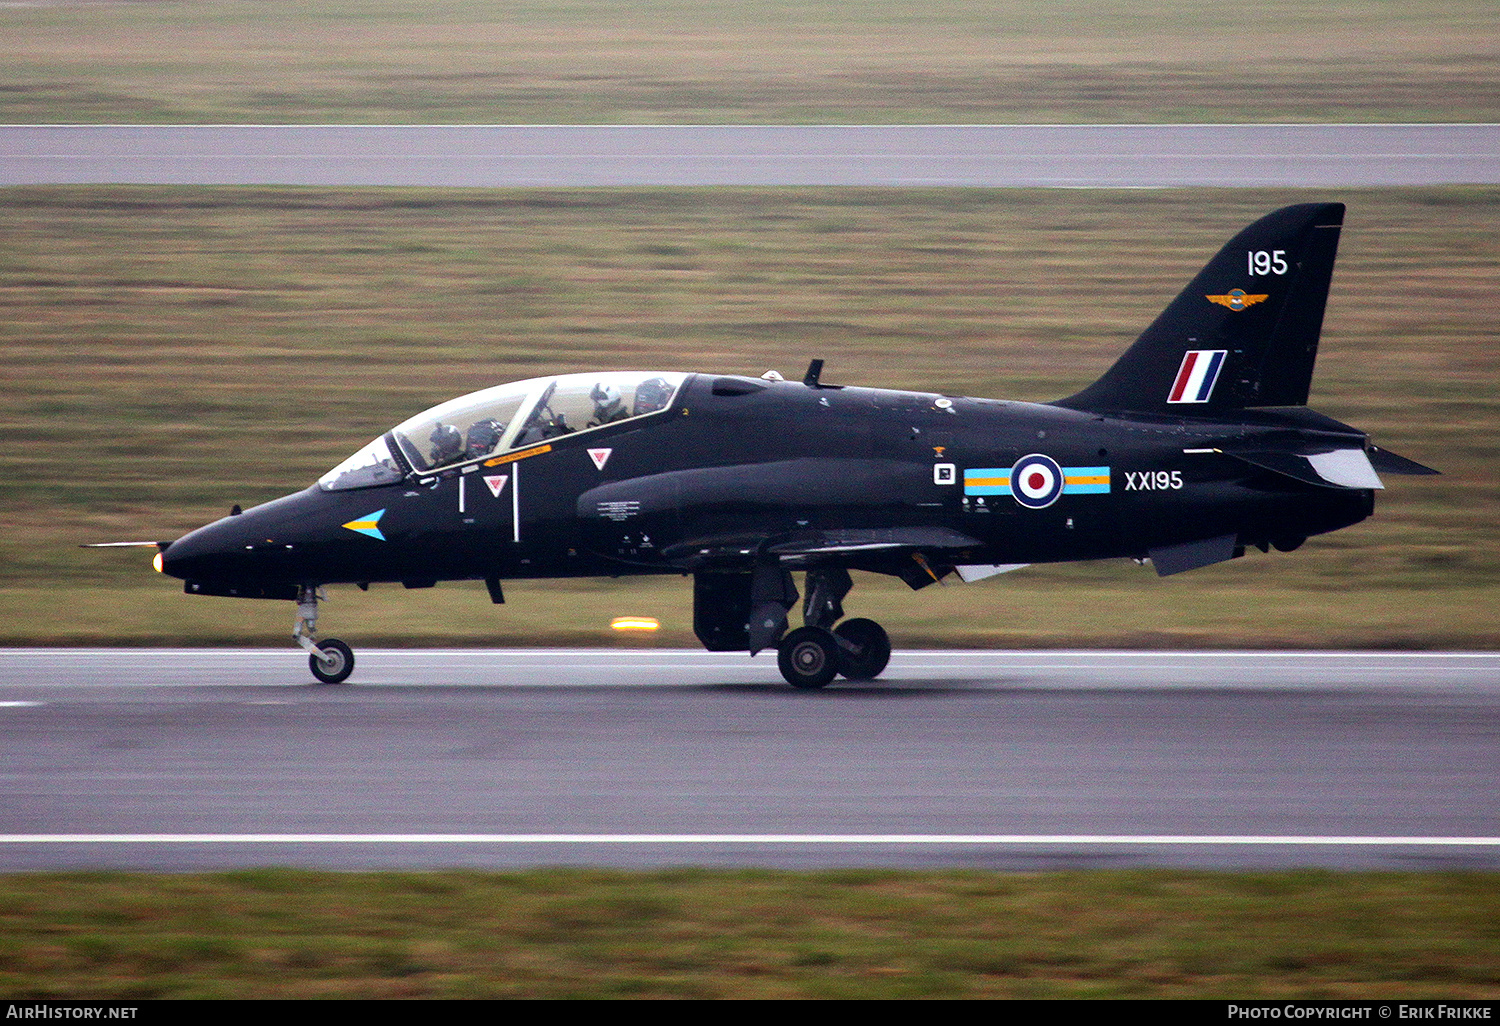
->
775;567;892;690
776;618;892;689
293;584;355;684
693;566;893;689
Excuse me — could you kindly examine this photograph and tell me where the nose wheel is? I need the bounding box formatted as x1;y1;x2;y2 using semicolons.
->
308;638;355;684
293;585;356;684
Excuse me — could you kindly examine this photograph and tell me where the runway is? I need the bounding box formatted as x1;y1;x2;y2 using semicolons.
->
2;649;1496;871
4;124;1498;187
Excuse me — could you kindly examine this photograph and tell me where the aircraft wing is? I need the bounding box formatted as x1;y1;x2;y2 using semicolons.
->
581;459;991;583
580;457;931;516
657;526;985;587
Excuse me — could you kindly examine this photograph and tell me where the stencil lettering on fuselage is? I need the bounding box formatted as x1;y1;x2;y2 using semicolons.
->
1123;470;1183;491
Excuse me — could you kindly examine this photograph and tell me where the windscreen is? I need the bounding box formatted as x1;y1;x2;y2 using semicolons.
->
317;433;404;491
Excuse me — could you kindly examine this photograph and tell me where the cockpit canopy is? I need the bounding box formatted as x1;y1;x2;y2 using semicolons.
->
319;371;686;491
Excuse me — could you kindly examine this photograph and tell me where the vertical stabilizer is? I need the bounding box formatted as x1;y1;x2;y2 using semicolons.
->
1055;203;1344;416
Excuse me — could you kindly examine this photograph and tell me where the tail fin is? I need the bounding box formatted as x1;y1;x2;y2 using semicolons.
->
1055;203;1344;416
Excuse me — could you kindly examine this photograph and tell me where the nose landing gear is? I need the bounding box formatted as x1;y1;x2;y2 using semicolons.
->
293;585;355;684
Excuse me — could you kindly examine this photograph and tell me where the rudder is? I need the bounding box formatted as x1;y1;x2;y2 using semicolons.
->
1055;203;1345;416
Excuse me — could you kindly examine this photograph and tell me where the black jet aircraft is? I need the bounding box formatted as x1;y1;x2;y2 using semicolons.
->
124;203;1436;687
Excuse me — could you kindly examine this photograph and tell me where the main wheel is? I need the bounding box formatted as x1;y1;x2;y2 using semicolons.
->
833;618;891;680
777;626;839;689
309;638;354;684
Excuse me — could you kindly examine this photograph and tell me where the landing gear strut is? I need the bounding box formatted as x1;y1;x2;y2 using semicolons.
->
293;584;355;684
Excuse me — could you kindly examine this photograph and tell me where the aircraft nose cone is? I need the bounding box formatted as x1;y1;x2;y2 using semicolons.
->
158;513;255;581
157;485;368;590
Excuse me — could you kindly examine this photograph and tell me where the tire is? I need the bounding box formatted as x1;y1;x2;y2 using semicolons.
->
777;626;839;689
833;618;891;680
309;638;355;684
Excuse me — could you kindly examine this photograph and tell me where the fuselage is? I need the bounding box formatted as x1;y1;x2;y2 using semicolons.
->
159;371;1375;595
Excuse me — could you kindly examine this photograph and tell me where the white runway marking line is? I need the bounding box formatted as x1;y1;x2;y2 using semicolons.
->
2;834;1498;846
29;153;1478;161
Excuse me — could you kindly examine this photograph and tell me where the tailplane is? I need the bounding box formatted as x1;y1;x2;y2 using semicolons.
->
1055;203;1345;416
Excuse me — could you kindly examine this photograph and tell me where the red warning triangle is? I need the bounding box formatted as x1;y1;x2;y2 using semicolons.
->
588;448;612;471
483;474;508;497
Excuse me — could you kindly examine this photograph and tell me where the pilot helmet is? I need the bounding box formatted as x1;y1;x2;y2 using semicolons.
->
591;382;624;417
428;422;463;465
632;376;673;414
465;418;502;458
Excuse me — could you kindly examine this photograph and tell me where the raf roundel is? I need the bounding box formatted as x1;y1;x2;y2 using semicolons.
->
1010;453;1065;509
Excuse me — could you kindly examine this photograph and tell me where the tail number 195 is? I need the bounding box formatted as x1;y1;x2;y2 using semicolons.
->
1248;249;1288;276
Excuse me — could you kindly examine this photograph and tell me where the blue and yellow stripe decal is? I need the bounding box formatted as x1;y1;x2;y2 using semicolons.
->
963;467;1111;496
963;470;1012;496
1062;467;1111;494
341;508;387;541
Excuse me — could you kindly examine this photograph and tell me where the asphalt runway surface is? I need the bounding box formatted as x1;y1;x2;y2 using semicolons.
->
2;648;1497;872
4;124;1498;187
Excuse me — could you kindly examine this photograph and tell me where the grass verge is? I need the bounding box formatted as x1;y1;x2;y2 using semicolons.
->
2;869;1498;999
1;1;1498;123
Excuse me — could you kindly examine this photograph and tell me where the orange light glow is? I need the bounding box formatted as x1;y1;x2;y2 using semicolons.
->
610;616;660;632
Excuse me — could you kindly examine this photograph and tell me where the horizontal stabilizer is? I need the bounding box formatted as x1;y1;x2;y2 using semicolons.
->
1367;445;1440;476
1226;448;1384;490
1306;450;1384;489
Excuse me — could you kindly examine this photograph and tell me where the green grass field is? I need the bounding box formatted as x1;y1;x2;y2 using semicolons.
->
2;0;1498;123
2;186;1494;648
1;869;1497;998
